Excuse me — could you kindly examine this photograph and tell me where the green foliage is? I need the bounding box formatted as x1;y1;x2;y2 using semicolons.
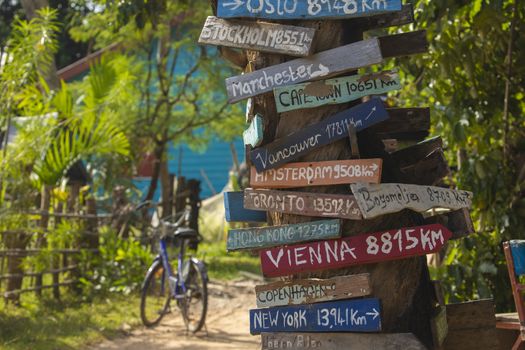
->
78;226;153;295
392;1;525;310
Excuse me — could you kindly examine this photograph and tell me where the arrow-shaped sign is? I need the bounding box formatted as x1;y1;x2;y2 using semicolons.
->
250;98;388;172
250;298;382;334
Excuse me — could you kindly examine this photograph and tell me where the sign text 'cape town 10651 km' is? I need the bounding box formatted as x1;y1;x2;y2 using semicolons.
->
226;38;382;103
255;274;371;308
250;98;388;172
217;0;402;20
227;219;341;251
350;183;474;219
250;298;381;334
199;16;315;56
274;70;400;113
260;224;452;277
250;159;382;188
244;188;362;219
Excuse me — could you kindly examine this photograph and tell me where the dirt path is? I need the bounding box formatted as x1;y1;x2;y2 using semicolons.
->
90;279;260;350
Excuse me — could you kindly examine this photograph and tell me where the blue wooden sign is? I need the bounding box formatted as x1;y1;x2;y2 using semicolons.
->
250;98;388;172
250;298;381;334
224;191;267;222
217;0;402;20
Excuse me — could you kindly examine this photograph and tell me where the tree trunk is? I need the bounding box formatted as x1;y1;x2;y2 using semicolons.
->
4;232;30;305
248;20;434;347
159;153;171;218
144;143;165;204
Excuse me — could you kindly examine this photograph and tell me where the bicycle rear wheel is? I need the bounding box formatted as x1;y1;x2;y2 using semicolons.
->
180;259;208;333
140;260;171;327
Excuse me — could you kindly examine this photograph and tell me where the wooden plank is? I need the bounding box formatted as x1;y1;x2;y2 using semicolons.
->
358;3;415;30
350;183;473;219
274;70;400;113
255;274;371;308
226;38;383;103
396;149;450;186
260;224;452;277
217;0;402;20
224;191;267;222
369;107;430;140
389;136;443;167
244;114;264;147
244;188;362;220
424;208;474;240
250;298;381;334
379;30;428;58
250;159;382;188
227;219;341;251
199;16;315;57
431;306;448;348
250;98;389;172
261;332;427;350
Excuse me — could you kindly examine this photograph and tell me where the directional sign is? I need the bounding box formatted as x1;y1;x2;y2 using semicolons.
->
255;274;371;308
274;70;400;113
250;159;382;188
226;38;382;103
261;332;427;350
260;224;452;277
217;0;402;20
199;16;315;57
250;298;381;334
244;188;362;220
350;183;473;219
250;98;388;172
227;219;341;251
243;114;264;147
224;191;267;222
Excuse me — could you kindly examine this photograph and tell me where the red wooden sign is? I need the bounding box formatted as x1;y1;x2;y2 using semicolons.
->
259;224;452;277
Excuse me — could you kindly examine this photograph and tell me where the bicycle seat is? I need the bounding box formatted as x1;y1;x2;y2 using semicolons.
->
173;227;200;240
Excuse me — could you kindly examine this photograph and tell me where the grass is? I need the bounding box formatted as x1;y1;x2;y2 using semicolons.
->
0;241;260;350
0;293;142;350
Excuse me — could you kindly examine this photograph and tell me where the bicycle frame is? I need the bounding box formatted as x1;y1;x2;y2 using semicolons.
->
157;238;187;300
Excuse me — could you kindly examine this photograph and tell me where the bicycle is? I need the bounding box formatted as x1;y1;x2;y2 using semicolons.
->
139;203;208;333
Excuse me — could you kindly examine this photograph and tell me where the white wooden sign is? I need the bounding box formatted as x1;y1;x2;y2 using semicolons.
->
198;16;315;56
350;183;473;219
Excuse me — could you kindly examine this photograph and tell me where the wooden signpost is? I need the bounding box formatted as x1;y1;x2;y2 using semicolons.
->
370;107;430;141
274;70;400;113
224;191;267;222
350;183;473;219
217;0;402;20
227;219;341;251
243;114;264;147
250;159;382;188
244;189;362;220
255;274;371;308
198;16;316;57
259;224;452;277
226;38;382;103
261;333;427;350
250;298;381;334
250;98;388;172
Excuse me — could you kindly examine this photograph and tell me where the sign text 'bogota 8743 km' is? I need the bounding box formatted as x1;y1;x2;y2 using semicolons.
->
217;0;402;20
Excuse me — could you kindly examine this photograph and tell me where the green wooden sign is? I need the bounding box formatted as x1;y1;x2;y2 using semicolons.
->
227;219;340;251
243;114;264;147
274;70;400;113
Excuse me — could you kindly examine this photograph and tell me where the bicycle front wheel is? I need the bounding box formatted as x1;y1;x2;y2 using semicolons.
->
140;260;171;327
180;259;208;333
